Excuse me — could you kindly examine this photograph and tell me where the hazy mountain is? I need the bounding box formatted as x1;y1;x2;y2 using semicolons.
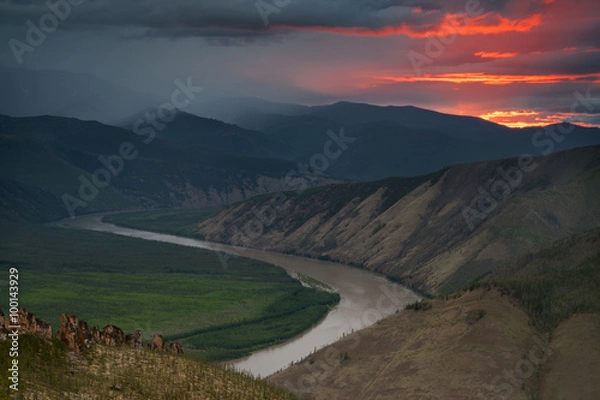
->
120;110;297;160
0;114;326;222
196;145;600;295
5;74;598;183
0;68;159;124
190;97;309;127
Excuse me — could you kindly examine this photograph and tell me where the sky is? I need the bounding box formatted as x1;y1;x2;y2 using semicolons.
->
1;0;600;127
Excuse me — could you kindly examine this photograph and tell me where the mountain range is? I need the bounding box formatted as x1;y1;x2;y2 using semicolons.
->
3;69;600;184
0;114;310;222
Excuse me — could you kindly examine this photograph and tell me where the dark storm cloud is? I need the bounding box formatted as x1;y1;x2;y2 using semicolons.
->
0;0;536;39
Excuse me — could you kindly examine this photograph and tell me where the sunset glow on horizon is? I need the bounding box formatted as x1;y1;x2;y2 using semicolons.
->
1;0;598;128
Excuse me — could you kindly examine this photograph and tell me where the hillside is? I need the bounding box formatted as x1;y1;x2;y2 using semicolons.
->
0;114;324;222
269;228;600;399
0;333;298;400
197;145;600;295
224;100;600;180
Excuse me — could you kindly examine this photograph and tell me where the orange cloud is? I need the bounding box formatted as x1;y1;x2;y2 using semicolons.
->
369;72;600;85
282;12;542;38
474;51;518;59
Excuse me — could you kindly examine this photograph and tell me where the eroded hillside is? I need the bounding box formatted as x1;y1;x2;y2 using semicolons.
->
197;145;600;295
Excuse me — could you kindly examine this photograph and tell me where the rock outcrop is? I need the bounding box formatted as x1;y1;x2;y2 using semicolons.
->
169;342;184;355
0;308;52;341
1;309;183;355
148;334;184;354
125;330;143;349
150;334;165;351
58;314;83;353
101;324;125;346
90;325;102;343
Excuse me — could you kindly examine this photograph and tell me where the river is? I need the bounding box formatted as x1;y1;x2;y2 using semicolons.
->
61;214;420;378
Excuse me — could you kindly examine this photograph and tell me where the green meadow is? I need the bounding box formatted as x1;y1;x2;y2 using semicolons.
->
0;221;339;361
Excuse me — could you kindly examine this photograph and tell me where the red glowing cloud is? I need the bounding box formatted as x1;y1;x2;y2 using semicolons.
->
474;51;518;59
367;73;600;86
280;12;543;38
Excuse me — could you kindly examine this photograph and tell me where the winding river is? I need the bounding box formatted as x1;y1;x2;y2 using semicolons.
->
61;214;420;378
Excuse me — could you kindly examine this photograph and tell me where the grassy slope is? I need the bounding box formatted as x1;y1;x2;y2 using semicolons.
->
269;228;600;399
0;222;338;361
0;335;299;400
270;288;538;400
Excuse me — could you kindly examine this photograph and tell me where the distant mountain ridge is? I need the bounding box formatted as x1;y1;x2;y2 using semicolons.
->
3;69;599;182
119;110;297;161
0;114;332;223
237;101;600;180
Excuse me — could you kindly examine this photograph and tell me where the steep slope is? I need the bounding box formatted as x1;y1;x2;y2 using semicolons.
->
270;288;539;400
269;228;600;399
0;177;67;223
197;145;600;295
0;114;315;222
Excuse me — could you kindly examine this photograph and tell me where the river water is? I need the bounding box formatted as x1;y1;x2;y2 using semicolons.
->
61;214;420;377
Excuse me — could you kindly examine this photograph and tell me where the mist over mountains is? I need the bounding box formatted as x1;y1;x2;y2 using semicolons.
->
1;67;600;225
3;69;600;184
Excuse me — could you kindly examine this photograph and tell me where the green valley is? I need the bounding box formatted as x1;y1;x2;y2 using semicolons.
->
0;222;339;362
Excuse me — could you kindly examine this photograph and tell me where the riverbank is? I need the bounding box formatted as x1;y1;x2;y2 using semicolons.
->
59;213;420;377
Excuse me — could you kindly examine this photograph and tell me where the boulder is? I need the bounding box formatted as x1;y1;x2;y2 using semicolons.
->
150;334;165;351
169;342;184;355
77;319;93;348
125;329;143;349
101;324;125;346
59;313;84;353
90;325;102;343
